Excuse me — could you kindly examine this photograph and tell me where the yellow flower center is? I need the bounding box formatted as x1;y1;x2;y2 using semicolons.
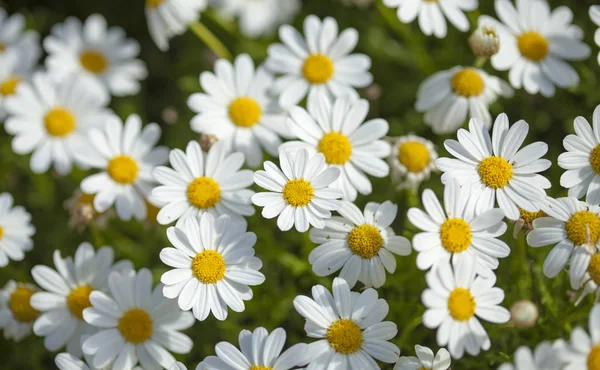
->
397;141;430;173
0;225;3;240
590;145;600;174
44;108;76;137
0;43;5;52
448;288;476;321
187;176;221;209
282;179;314;207
440;218;472;253
418;368;431;370
228;97;262;128
118;308;153;344
589;254;600;285
8;285;39;322
146;0;166;8
478;156;513;189
0;76;21;96
347;224;383;259
566;211;600;246
191;250;226;284
518;207;546;224
450;69;485;97
517;32;549;62
588;344;600;370
302;54;334;84
249;367;272;370
80;50;108;74
107;155;139;184
317;132;352;165
66;285;93;320
326;319;363;355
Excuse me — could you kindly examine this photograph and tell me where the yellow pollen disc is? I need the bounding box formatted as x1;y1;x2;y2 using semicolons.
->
317;132;352;165
1;76;21;96
477;156;513;189
67;285;93;320
187;177;221;209
118;308;153;344
440;218;472;253
9;285;39;322
347;224;384;259
107;155;139;184
450;69;485;97
282;179;314;207
228;97;262;127
326;319;363;355
0;225;3;240
249;366;272;370
398;141;430;173
417;368;430;370
588;344;600;370
517;32;549;62
146;0;166;8
192;250;226;284
518;207;546;224
566;211;600;246
80;50;108;74
302;54;334;84
590;145;600;174
448;288;476;321
589;254;600;285
44;108;76;137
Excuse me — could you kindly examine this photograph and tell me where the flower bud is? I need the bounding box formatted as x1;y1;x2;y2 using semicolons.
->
469;25;500;57
510;300;538;328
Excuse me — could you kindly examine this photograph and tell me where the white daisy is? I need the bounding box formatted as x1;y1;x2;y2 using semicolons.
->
146;0;207;51
435;114;552;221
216;0;300;38
389;134;438;191
468;24;500;57
0;9;40;62
0;192;35;267
30;242;133;356
252;149;343;232
196;327;308;370
479;0;591;97
558;105;600;205
573;250;600;305
280;94;391;201
0;39;40;120
592;6;600;65
498;342;559;370
394;345;451;370
512;206;546;238
56;352;143;370
415;66;513;134
308;200;411;288
4;73;111;175
170;363;187;370
188;54;288;167
150;140;255;227
555;304;600;370
79;114;169;221
82;268;195;370
407;179;509;277
0;280;40;342
266;15;373;108
422;257;511;359
382;0;478;38
293;277;400;369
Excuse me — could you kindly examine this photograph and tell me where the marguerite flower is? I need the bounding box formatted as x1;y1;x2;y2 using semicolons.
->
422;257;510;359
394;345;451;370
0;42;40;120
30;243;132;356
293;277;400;369
188;54;287;167
56;352;143;370
555;304;600;370
0;192;35;267
4;73;111;175
309;200;411;288
280;94;391;201
82;268;195;370
0;280;40;341
389;134;438;191
479;0;591;97
436;114;552;220
498;342;559;370
415;66;513;134
0;9;40;62
252;149;343;232
79;114;169;221
146;0;207;51
44;14;147;97
216;0;300;38
266;15;372;108
150;140;255;226
512;206;546;238
592;6;600;65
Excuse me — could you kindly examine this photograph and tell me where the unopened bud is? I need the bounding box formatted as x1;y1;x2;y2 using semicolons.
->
199;134;218;152
510;300;538;328
469;25;500;57
161;107;179;125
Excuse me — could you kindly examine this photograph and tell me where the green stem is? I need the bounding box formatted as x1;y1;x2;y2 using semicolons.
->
517;233;531;297
397;313;423;348
474;56;488;69
89;219;104;247
189;21;232;61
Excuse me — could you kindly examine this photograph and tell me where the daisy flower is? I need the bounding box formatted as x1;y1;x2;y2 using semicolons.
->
82;268;195;370
0;280;40;341
146;0;207;51
266;15;373;108
0;192;35;267
188;54;287;167
469;24;500;57
4;73;111;175
150;140;255;227
44;14;147;97
573;252;600;306
56;352;143;370
407;179;509;276
0;40;40;120
394;345;451;370
498;342;559;370
309;200;411;288
252;149;343;232
197;327;308;370
79;114;169;221
216;0;300;38
479;0;591;97
436;114;552;221
30;243;133;356
555;304;600;370
415;66;513;134
512;206;546;238
280;94;391;201
422;257;510;359
558;105;600;205
0;9;40;62
592;6;600;65
382;0;478;38
389;134;438;191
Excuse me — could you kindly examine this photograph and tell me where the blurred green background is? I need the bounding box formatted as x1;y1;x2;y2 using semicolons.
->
1;0;600;368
